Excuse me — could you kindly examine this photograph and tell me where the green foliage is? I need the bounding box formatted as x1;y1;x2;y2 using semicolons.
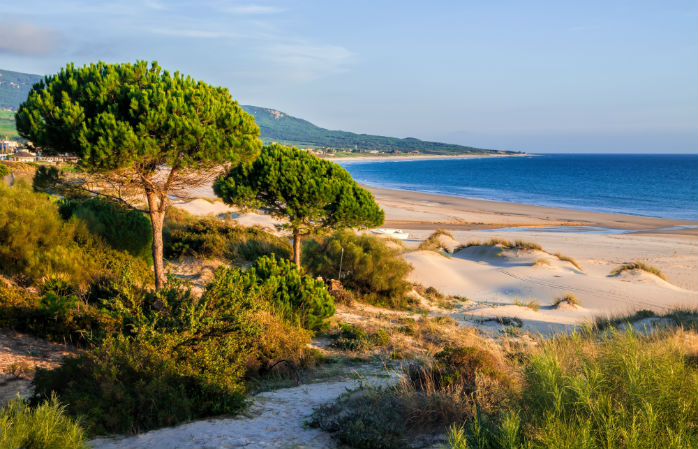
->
16;60;262;289
163;208;291;262
16;61;260;171
242;105;515;155
214;143;383;267
32;274;264;434
0;163;9;178
215;143;383;232
245;254;335;330
0;182;100;285
59;197;153;261
303;230;412;307
0;395;86;449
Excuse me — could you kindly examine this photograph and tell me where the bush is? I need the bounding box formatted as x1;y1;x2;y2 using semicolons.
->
58;197;152;262
163;209;291;263
552;292;580;308
418;229;455;252
32;274;265;435
246;254;335;331
0;395;86;449
303;230;413;308
0;182;100;286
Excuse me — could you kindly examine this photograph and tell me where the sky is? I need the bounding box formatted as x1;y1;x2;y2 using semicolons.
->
0;1;696;153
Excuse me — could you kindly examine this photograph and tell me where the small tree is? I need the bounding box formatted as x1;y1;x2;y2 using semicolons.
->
16;61;261;289
214;144;384;269
0;163;9;178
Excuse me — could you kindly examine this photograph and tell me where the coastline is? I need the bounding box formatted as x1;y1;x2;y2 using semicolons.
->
365;185;698;234
322;152;530;163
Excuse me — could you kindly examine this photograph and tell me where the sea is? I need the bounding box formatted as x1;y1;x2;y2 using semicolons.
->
337;154;698;222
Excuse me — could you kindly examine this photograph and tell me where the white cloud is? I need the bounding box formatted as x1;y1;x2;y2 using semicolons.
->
0;20;64;56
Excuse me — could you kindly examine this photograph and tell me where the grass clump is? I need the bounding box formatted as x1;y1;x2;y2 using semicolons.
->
418;229;455;252
532;258;550;267
330;322;390;352
0;395;86;449
552;252;583;271
303;230;413;308
455;238;543;253
610;261;667;280
513;298;540;311
552;292;580;308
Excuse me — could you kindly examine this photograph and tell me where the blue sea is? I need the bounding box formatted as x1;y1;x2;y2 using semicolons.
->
337;154;698;221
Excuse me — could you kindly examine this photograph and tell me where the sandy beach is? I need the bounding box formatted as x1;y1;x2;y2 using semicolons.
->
179;183;697;334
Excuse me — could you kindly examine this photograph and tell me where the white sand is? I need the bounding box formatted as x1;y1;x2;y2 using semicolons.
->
90;368;389;449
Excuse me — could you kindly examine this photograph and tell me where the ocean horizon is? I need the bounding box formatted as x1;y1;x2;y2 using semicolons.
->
337;153;698;222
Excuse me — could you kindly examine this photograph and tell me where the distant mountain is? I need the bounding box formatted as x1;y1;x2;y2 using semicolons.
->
0;69;42;110
0;68;513;155
241;105;514;155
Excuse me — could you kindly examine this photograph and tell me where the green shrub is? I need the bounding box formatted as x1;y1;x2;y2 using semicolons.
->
303;230;413;307
58;197;153;262
0;163;9;178
246;254;335;331
32;274;266;435
0;395;86;449
32;335;248;435
163;209;291;263
0;182;100;286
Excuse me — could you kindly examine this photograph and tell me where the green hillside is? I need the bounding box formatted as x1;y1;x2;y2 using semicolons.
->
0;69;42;110
0;68;514;155
241;105;514;155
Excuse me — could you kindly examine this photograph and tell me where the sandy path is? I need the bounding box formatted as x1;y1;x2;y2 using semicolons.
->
90;367;389;449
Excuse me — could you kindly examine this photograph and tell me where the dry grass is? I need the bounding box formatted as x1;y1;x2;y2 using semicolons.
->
455;238;542;253
552;292;580;308
532;258;550;268
418;229;455;253
553;252;583;271
610;261;666;280
513;298;540;311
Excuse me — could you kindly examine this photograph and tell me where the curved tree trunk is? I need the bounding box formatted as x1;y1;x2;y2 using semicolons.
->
145;190;167;290
293;231;302;270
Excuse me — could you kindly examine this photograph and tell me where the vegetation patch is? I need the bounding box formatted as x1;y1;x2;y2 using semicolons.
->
552;292;580;308
304;230;413;308
0;395;86;449
610;261;667;280
455;238;543;252
418;229;455;252
330;323;390;352
513;298;540;311
552;252;583;271
164;207;291;263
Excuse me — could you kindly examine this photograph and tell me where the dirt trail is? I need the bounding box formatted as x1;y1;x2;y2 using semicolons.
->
90;365;390;449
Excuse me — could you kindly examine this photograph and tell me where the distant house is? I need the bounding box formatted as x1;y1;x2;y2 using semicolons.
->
12;150;37;162
0;139;19;154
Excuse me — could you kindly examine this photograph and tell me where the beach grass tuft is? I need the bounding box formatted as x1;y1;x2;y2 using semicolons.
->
552;252;583;271
610;261;666;280
514;298;540;311
455;238;543;253
418;229;455;253
532;258;551;267
552;292;580;308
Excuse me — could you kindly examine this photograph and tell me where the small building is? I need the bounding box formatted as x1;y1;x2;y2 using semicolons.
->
12;150;37;162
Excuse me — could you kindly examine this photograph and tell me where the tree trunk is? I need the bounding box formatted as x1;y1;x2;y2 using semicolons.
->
146;191;167;290
293;231;302;270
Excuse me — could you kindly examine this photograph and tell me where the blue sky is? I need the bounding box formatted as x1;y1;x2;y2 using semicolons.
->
1;1;696;153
